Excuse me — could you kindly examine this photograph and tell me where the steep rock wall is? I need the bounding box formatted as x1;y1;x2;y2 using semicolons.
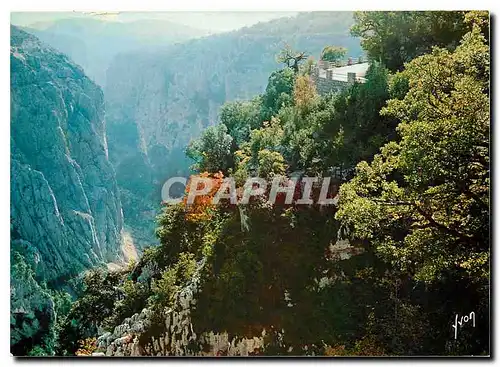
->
10;26;124;351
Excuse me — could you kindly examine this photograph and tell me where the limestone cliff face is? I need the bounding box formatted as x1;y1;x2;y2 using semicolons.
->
10;26;124;350
96;260;264;356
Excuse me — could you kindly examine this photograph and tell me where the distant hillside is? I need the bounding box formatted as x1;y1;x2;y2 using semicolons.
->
103;11;362;246
21;17;209;86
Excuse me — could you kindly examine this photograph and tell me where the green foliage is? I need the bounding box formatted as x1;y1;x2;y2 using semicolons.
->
50;290;72;319
230;116;287;180
277;62;395;173
28;345;49;356
299;57;315;76
10;251;57;356
260;68;295;122
149;253;197;312
104;279;149;329
249;117;285;162
220;97;263;145
192;204;341;339
351;11;470;71
332;23;489;355
149;268;178;311
320;45;347;63
186;123;234;173
257;149;287;179
155;203;203;264
327;62;396;169
56;269;122;354
337;25;489;283
293;75;318;114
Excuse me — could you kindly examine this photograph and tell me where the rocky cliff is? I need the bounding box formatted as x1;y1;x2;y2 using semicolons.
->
10;26;124;353
95;260;265;356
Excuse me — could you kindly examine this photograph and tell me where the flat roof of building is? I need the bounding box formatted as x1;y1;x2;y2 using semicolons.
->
331;62;370;76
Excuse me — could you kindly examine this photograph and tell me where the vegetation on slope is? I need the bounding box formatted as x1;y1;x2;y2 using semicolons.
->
103;11;363;247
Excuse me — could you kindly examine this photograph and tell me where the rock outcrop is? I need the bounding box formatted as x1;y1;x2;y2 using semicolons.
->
96;259;264;356
10;25;124;351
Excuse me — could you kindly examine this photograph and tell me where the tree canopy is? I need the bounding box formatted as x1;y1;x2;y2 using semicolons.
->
337;23;490;283
320;45;347;63
277;44;309;74
350;11;474;71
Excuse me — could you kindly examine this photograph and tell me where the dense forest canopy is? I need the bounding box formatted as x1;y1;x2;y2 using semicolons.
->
12;10;490;357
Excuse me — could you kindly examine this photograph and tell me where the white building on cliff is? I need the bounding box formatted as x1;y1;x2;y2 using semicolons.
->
312;60;370;95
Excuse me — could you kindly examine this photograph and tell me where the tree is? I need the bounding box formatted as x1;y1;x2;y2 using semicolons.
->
186;123;234;174
299;57;315;76
257;149;287;179
278;62;395;174
337;24;489;284
220;98;262;145
320;46;347;63
336;23;489;355
260;68;295;122
351;11;470;71
57;269;122;355
293;75;318;113
103;278;149;330
183;172;225;222
148;252;197;312
327;62;396;170
248;117;285;169
276;44;309;74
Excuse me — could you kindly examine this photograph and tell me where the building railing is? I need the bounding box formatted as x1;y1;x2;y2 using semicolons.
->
317;57;365;70
313;68;367;84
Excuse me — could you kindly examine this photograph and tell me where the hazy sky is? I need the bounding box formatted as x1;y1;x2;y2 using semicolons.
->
11;11;298;32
